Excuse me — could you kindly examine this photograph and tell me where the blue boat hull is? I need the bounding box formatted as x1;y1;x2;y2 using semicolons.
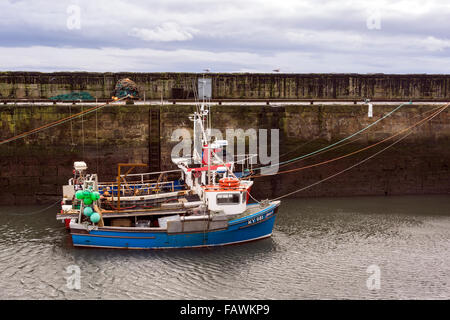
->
71;204;278;249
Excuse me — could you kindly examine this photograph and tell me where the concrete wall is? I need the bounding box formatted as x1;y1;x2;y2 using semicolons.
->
0;102;449;204
1;72;450;100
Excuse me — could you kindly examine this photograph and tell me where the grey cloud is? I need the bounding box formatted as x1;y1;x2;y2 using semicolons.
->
0;0;449;72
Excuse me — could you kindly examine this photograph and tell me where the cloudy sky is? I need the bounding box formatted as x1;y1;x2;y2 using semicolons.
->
1;0;449;73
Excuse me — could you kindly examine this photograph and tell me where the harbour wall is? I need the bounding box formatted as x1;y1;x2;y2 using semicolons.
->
0;102;449;205
1;72;450;100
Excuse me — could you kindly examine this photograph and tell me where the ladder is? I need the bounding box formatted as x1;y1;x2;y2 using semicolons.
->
148;107;161;172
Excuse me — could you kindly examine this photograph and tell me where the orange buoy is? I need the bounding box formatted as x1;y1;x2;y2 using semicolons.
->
219;178;240;188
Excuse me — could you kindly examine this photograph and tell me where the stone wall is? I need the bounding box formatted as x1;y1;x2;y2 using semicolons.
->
0;104;151;204
1;72;450;100
0;102;448;205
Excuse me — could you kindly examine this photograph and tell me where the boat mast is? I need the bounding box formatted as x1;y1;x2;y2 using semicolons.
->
201;74;212;186
192;74;213;185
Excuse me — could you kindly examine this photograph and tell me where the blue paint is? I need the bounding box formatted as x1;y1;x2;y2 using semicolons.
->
71;204;277;249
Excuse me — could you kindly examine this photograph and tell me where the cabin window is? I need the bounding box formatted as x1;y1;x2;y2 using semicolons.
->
216;193;240;205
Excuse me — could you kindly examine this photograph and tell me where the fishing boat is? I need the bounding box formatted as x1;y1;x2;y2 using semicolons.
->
56;99;280;249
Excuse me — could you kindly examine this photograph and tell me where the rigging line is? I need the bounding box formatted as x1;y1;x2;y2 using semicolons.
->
250;103;448;179
249;138;321;171
253;104;448;179
12;104;16;150
278;138;321;160
96;99;99;173
232;104;442;175
192;79;200;113
81;104;85;158
253;101;412;172
4;106;104;144
69;104;75;148
270;110;441;202
278;137;364;169
252;103;444;172
0;96;128;145
272;104;442;171
251;136;364;172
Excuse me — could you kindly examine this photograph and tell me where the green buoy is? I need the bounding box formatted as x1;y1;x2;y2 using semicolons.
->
91;192;100;201
90;212;101;223
75;190;84;200
83;190;91;198
83;207;93;217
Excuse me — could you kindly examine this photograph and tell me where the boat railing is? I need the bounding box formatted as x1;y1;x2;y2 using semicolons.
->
99;169;182;185
98;180;186;197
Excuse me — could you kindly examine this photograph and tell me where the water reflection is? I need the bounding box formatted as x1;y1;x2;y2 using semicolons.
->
0;195;449;299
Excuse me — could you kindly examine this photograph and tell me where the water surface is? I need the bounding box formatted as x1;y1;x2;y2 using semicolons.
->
0;195;449;299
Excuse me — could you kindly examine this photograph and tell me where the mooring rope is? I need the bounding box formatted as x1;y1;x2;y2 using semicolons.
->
277;136;364;171
250;103;448;179
248;191;261;204
69;103;75;150
96;102;99;173
277;138;320;160
0;96;129;146
6;200;61;216
252;104;444;175
81;104;85;158
252;101;412;172
268;103;449;201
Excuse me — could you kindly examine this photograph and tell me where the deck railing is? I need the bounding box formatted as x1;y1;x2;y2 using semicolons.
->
98;180;185;197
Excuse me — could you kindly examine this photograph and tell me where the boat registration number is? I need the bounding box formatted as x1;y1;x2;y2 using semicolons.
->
248;213;267;225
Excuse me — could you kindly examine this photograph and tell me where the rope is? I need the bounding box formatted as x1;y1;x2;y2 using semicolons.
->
250;103;448;179
269;103;449;201
252;104;443;174
6;200;60;216
0;96;128;146
96;100;99;173
277;138;320;160
288;104;442;167
276;136;364;170
248;191;261;204
81;104;85;157
69;104;75;150
12;106;16;147
253;101;411;172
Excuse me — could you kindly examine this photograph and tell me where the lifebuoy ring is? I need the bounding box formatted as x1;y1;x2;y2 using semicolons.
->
219;178;240;188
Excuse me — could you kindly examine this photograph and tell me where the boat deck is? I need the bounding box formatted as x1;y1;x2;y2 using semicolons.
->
56;208;189;220
57;202;270;221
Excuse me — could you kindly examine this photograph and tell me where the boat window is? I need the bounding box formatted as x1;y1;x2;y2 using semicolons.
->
217;193;240;205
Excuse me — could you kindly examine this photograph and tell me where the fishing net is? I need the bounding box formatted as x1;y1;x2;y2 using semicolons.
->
113;78;139;98
49;91;95;101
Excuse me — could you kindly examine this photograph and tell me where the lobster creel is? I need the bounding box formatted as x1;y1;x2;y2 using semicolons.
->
219;178;240;188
